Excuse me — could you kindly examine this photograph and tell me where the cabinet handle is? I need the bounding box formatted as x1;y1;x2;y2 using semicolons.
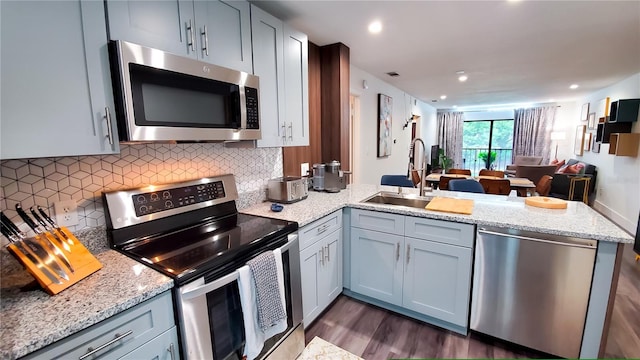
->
281;124;287;143
319;247;324;266
79;330;133;360
325;245;330;262
316;224;329;235
396;242;400;262
168;343;176;360
104;107;114;146
186;20;195;52
201;25;209;56
406;244;411;265
288;123;293;140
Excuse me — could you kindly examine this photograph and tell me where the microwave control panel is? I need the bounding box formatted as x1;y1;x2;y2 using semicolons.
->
132;181;226;216
245;87;259;129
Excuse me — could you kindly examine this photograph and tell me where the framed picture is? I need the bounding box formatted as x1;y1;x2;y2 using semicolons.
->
580;103;590;122
592;138;601;153
574;125;586;156
588;112;596;130
377;93;393;157
583;133;592;151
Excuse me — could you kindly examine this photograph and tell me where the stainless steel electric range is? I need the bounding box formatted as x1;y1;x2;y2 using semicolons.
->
103;174;304;360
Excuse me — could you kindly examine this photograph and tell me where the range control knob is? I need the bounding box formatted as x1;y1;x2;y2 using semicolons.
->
165;200;174;208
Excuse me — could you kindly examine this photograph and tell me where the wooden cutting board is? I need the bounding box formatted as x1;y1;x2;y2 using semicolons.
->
425;197;474;215
525;196;568;209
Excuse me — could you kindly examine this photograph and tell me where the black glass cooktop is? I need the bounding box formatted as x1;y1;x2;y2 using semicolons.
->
119;213;297;284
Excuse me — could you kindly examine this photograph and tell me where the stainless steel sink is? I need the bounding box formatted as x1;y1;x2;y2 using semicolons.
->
361;191;432;209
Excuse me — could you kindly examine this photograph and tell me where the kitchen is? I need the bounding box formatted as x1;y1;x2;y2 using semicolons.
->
1;1;639;360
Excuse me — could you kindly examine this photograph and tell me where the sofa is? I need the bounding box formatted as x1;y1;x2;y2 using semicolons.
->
505;156;543;177
549;159;598;204
514;164;558;186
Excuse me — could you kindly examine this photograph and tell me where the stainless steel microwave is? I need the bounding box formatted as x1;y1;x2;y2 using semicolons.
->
109;40;260;142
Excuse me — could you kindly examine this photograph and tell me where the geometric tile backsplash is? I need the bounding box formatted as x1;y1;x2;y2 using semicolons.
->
1;143;282;238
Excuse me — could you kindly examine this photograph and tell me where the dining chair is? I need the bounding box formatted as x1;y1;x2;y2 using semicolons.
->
535;175;553;196
447;168;472;176
448;179;485;193
438;175;459;190
381;175;415;188
478;169;505;178
479;178;511;195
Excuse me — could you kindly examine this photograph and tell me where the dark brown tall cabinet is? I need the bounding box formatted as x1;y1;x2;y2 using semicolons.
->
282;42;351;177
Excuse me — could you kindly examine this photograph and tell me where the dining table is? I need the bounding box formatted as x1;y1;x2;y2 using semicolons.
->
424;173;536;196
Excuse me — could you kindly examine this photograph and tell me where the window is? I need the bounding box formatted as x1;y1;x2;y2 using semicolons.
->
462;120;514;174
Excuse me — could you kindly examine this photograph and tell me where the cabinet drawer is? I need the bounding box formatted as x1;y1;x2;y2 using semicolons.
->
405;217;475;248
24;291;175;360
299;210;342;250
119;327;180;360
351;209;404;235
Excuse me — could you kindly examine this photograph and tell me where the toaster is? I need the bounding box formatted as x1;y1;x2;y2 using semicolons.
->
267;177;309;203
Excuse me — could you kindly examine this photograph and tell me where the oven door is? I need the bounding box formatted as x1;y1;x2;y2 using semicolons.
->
176;234;302;360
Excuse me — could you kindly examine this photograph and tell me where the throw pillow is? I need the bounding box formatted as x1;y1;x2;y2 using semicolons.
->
550;159;565;171
563;163;586;174
557;163;570;173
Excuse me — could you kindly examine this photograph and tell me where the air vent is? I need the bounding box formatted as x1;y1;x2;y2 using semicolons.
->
432;99;438;103
386;71;400;77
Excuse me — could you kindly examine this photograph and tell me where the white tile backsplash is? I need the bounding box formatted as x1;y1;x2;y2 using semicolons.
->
1;143;282;236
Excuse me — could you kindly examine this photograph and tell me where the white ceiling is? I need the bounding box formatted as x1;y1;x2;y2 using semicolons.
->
251;0;640;109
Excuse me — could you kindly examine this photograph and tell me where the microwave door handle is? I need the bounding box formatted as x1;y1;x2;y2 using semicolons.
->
201;25;209;56
181;271;239;300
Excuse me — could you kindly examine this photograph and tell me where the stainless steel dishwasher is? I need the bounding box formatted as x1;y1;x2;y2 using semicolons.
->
470;226;597;358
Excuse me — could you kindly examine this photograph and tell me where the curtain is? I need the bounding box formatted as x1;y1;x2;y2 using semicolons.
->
512;106;557;164
437;112;464;168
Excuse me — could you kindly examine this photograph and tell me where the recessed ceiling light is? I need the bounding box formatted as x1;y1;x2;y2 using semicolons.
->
368;21;382;34
570;84;579;89
440;95;447;100
458;75;468;82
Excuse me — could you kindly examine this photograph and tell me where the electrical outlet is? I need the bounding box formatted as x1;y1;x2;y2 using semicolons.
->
54;200;78;227
301;163;309;177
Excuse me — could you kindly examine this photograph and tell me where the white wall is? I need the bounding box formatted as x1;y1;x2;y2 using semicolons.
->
563;73;640;233
350;66;437;185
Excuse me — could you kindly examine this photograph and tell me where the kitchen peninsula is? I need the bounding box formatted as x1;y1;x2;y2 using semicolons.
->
0;184;632;359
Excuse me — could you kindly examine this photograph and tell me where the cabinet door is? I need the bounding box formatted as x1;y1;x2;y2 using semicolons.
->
194;0;252;73
402;237;472;327
350;228;403;306
282;25;309;146
1;0;119;159
119;327;180;360
299;239;324;327
320;229;343;306
106;0;194;57
251;5;285;147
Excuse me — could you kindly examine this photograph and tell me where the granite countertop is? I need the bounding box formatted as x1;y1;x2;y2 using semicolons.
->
0;227;174;359
241;184;633;244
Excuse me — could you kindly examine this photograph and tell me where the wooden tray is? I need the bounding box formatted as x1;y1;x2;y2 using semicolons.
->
525;196;568;209
425;197;474;215
6;227;101;295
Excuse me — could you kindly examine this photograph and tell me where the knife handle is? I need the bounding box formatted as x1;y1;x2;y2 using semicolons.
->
31;208;51;231
1;212;24;238
15;204;42;234
38;206;58;228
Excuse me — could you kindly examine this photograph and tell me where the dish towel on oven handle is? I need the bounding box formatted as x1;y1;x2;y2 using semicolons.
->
238;248;287;360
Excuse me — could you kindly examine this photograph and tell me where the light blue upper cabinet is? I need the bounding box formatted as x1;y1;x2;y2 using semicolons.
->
283;25;309;147
251;4;286;147
194;1;253;73
105;0;194;58
0;0;119;160
105;0;252;72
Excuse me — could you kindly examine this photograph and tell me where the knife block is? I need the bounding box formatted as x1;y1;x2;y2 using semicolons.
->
6;227;102;295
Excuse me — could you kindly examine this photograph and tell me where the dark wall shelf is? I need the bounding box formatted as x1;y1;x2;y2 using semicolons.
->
595;122;633;143
609;99;640;123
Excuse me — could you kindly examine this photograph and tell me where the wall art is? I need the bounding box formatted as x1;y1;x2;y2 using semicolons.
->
377;93;393;157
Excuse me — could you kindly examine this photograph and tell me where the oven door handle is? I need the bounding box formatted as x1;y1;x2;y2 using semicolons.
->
181;271;239;300
181;234;298;300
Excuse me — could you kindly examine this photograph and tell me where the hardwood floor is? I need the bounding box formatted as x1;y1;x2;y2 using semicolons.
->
306;244;640;359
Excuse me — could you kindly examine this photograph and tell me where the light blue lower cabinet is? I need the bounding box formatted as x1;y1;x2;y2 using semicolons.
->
402;237;472;327
119;327;180;360
348;209;474;334
350;227;404;306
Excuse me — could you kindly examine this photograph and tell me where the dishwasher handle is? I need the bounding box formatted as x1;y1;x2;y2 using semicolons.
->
478;228;596;249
